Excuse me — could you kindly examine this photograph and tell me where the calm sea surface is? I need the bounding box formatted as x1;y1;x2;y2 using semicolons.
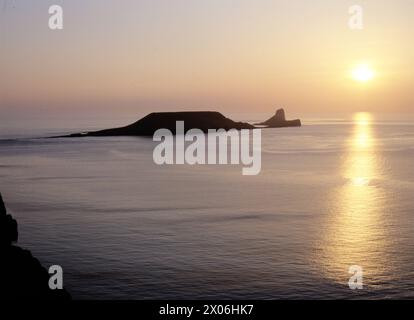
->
1;113;414;299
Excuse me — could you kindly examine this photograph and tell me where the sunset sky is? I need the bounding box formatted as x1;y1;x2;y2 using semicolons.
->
1;0;413;118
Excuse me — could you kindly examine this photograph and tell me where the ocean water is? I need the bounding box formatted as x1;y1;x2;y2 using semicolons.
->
1;114;414;299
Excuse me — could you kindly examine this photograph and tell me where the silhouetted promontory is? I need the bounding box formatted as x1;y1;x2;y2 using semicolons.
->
60;111;255;137
57;110;301;138
0;193;71;299
255;108;301;128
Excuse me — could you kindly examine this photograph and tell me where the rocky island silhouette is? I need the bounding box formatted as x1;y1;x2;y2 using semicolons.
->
57;109;300;138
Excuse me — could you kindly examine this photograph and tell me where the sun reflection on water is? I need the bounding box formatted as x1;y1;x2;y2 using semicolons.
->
348;113;375;186
317;112;392;289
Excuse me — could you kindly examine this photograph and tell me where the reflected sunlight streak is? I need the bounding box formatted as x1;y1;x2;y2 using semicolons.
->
317;112;392;288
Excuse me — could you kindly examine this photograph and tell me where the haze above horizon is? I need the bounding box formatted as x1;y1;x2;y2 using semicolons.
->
1;0;413;119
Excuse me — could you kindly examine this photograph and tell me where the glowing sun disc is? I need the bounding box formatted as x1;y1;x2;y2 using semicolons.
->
352;64;375;82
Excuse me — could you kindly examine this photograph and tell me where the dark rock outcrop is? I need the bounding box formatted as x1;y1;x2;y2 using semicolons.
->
255;108;301;128
0;193;17;246
60;111;255;137
0;193;71;299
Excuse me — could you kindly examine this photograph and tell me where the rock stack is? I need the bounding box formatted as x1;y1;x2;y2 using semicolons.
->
255;108;301;128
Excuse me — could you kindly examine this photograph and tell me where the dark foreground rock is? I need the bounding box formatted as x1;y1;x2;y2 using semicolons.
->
60;111;255;137
0;193;71;299
255;109;301;128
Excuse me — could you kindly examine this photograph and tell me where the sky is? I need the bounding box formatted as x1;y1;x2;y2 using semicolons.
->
0;0;413;119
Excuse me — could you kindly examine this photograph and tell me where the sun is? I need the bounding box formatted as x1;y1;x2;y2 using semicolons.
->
352;64;375;83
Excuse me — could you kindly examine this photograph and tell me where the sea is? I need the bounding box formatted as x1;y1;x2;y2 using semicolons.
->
1;112;414;299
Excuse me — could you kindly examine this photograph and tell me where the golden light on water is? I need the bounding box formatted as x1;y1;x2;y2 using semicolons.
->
317;112;392;287
347;114;376;188
352;113;372;150
354;112;371;126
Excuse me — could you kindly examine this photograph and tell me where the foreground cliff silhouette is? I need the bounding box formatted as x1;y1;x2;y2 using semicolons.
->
58;109;300;137
255;108;301;128
0;193;70;299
